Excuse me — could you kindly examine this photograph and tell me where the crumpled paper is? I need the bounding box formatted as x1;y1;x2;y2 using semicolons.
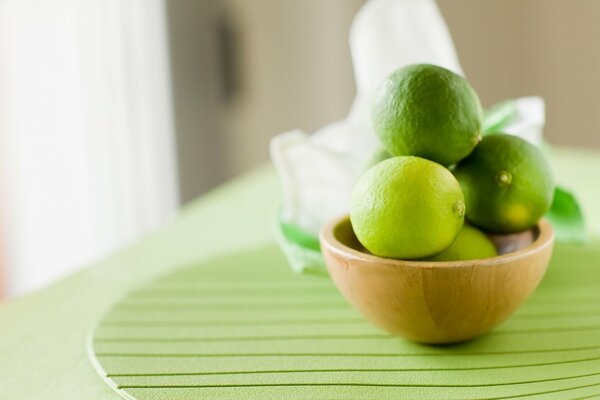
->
270;0;550;274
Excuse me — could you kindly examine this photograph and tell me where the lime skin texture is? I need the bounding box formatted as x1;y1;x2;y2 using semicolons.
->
429;224;497;261
372;64;483;167
453;133;555;234
350;156;465;260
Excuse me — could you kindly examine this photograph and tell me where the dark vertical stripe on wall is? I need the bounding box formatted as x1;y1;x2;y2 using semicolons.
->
164;0;228;204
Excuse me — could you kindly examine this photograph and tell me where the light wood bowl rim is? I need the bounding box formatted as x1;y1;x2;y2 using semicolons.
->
320;215;554;270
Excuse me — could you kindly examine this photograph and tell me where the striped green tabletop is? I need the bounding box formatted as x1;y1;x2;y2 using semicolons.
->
90;238;600;399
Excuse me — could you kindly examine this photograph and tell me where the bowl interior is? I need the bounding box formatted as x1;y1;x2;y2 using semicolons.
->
333;218;540;259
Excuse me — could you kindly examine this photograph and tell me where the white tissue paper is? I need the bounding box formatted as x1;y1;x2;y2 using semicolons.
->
502;97;545;146
270;0;546;273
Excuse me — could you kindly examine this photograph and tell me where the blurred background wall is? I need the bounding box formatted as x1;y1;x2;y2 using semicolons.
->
166;0;365;203
2;0;599;297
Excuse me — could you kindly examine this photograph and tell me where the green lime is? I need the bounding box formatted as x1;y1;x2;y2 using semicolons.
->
429;225;497;261
454;133;555;233
350;156;465;259
372;63;483;166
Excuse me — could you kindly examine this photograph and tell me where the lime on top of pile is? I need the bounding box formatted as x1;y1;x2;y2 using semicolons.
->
371;63;483;167
430;224;497;261
350;156;465;260
454;133;555;234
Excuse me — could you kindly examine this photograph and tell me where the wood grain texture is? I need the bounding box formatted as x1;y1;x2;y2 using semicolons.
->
321;216;554;343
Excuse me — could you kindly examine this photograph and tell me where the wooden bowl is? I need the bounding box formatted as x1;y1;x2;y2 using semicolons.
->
320;215;554;344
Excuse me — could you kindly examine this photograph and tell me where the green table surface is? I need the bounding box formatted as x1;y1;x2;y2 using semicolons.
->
1;147;599;399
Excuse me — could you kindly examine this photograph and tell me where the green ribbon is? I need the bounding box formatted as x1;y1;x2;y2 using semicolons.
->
279;219;321;252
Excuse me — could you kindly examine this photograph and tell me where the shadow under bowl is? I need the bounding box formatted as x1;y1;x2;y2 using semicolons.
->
320;216;554;344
